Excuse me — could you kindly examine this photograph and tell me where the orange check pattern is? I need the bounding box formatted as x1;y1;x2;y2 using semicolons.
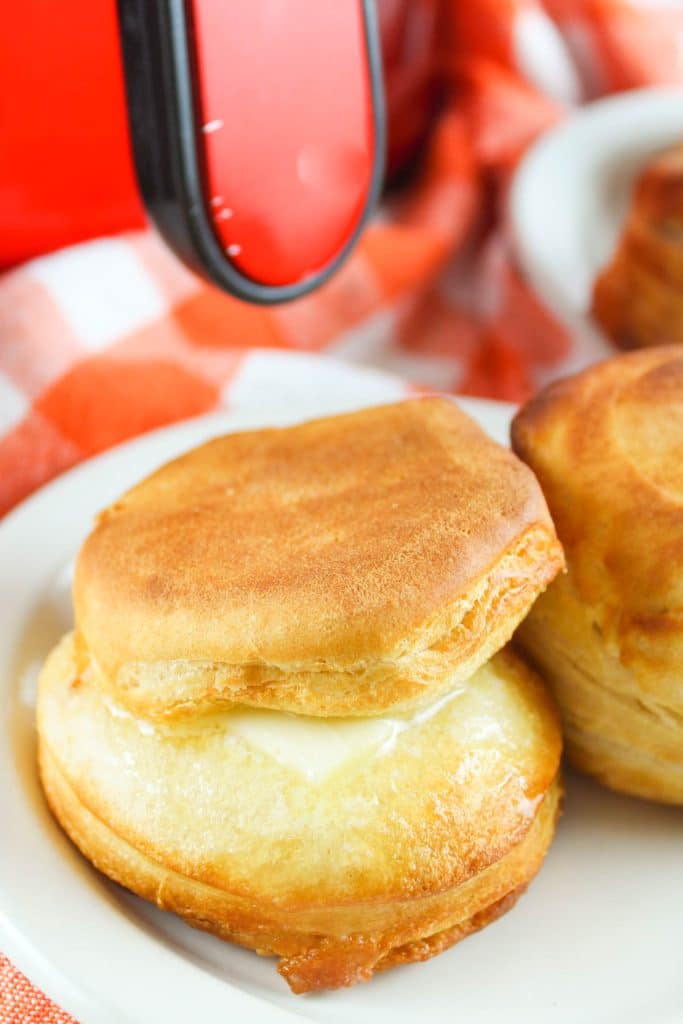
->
2;1;682;1019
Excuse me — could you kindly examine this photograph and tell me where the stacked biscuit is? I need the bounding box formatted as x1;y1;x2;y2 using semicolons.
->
592;143;683;349
38;398;564;993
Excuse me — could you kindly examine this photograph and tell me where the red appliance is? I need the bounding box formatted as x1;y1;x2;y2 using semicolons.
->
2;1;440;304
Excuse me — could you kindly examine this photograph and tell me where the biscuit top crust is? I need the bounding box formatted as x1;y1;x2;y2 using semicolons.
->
512;347;683;670
75;398;560;713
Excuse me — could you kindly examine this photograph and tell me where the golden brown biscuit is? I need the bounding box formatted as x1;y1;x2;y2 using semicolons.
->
73;398;563;720
512;347;683;804
38;399;565;991
592;143;683;349
38;634;562;993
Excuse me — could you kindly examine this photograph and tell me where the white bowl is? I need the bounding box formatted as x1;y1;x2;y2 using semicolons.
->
510;87;683;360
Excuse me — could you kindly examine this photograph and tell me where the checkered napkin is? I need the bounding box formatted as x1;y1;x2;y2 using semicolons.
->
2;1;682;1020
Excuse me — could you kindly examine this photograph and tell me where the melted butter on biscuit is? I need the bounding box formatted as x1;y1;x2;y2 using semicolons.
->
103;681;469;782
225;683;466;781
100;660;543;784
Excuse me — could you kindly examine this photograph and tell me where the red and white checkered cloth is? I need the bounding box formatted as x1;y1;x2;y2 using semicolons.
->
2;0;683;1020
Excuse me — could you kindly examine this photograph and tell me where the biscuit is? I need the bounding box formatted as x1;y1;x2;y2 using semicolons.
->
39;635;562;993
512;347;683;803
74;398;563;719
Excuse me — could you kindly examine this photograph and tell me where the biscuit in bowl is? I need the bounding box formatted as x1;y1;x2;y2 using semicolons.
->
592;143;683;349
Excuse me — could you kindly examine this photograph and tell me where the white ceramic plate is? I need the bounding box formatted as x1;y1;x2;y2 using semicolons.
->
510;86;683;368
1;353;681;1024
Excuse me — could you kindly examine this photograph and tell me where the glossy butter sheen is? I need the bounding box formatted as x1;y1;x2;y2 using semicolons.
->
100;663;520;783
226;684;467;781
